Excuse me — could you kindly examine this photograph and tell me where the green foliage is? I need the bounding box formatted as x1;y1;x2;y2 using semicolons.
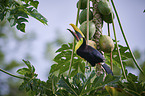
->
8;59;145;96
17;60;36;76
118;73;145;96
0;0;47;32
105;86;132;96
57;71;120;96
105;44;131;75
17;60;55;96
50;43;85;77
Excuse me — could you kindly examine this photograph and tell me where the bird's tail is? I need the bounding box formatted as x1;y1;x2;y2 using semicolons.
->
101;63;113;76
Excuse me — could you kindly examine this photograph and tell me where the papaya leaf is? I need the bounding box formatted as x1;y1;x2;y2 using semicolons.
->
118;73;145;96
127;73;138;82
105;86;132;96
72;73;86;88
30;1;39;9
80;70;96;95
105;44;131;69
103;74;120;85
16;23;25;32
27;8;48;25
17;68;30;75
0;12;5;21
92;74;104;87
22;60;32;70
9;18;16;27
50;43;85;77
17;18;28;24
0;0;47;32
56;89;69;96
58;75;79;96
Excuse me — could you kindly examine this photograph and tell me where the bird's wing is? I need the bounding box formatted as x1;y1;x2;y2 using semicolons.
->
90;47;105;62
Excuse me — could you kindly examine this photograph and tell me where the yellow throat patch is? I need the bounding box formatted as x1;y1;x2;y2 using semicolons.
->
75;38;83;52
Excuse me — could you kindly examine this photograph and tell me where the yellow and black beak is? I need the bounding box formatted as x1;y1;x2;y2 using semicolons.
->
67;23;85;41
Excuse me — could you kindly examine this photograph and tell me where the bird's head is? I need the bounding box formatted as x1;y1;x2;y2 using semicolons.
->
67;23;85;51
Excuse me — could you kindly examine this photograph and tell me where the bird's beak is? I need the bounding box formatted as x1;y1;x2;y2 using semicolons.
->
68;23;85;41
67;29;79;41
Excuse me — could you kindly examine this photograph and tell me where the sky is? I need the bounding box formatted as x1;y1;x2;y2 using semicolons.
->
17;0;145;80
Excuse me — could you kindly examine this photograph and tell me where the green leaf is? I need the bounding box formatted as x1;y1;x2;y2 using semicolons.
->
105;86;132;96
23;60;31;69
31;65;35;73
70;57;85;77
22;60;35;73
27;8;48;25
127;73;138;82
10;9;28;18
9;18;16;27
143;10;145;13
118;73;145;95
56;43;72;53
19;81;31;92
30;1;39;9
105;44;132;70
16;23;25;32
80;71;96;95
17;68;30;75
58;75;78;96
56;89;69;96
50;43;85;76
92;74;104;87
17;18;28;24
21;0;29;4
0;12;5;21
72;73;86;92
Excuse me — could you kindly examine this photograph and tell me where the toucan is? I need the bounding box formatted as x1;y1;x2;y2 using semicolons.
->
67;24;113;75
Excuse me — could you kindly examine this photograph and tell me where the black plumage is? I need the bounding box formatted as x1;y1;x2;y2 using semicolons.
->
76;38;105;66
76;38;113;75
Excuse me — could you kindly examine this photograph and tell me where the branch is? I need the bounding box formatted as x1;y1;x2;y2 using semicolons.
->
0;68;24;79
68;0;81;77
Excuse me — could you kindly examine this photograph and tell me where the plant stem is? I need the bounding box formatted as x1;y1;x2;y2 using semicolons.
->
111;0;144;75
107;23;110;36
68;0;81;77
87;0;90;42
68;39;75;77
110;52;113;71
107;23;113;71
75;0;81;26
85;0;90;72
112;19;127;79
0;68;24;79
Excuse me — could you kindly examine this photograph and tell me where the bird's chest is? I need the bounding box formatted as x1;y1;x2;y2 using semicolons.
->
76;46;104;66
76;48;96;64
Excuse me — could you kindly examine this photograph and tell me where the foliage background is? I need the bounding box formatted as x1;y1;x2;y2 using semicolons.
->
0;0;145;95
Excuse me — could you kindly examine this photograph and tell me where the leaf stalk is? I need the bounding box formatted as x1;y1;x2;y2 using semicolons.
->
111;0;144;75
0;68;24;79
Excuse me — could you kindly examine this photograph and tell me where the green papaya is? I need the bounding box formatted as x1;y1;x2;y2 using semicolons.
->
77;0;87;9
99;35;114;53
79;9;93;24
79;21;96;39
102;12;114;23
98;0;112;15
